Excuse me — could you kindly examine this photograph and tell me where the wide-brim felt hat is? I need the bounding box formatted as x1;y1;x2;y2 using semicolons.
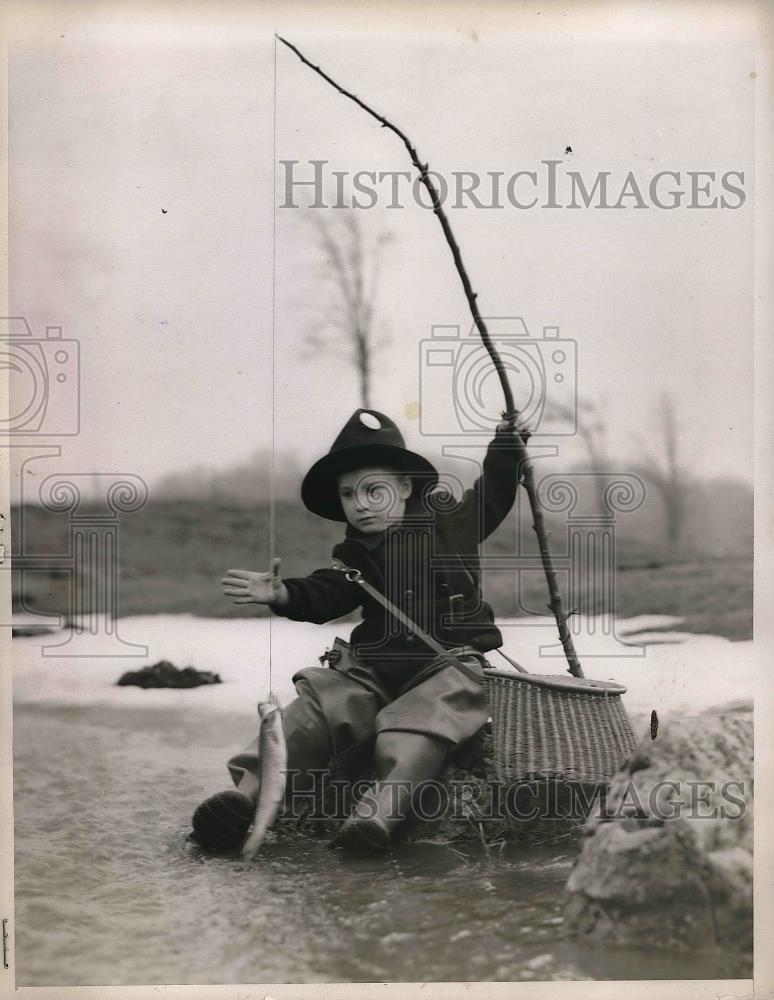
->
301;408;439;521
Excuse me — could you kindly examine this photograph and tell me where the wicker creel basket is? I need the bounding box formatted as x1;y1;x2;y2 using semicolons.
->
482;668;638;785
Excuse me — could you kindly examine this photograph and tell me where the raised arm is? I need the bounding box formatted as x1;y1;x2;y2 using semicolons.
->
455;418;529;541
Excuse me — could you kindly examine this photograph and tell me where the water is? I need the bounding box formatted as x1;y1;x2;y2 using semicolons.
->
13;701;745;985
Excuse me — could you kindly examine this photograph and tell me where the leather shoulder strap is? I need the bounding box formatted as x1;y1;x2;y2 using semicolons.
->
332;563;484;686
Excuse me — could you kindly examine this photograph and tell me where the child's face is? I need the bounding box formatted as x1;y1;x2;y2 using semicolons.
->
337;466;412;533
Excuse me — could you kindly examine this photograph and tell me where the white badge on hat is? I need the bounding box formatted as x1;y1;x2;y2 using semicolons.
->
359;412;382;430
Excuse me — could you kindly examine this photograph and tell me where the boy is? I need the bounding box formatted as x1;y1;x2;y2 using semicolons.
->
191;408;527;853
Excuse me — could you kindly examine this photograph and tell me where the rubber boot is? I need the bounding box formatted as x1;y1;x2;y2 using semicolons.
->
332;731;449;853
190;690;333;851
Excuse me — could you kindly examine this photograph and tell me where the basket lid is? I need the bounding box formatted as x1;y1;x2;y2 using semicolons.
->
483;668;628;696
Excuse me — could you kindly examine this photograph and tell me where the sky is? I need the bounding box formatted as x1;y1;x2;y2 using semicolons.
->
5;2;758;508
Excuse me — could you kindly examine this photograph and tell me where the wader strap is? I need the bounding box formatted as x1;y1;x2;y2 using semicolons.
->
333;563;485;686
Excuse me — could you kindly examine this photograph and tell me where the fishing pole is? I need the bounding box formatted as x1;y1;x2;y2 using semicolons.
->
277;35;584;678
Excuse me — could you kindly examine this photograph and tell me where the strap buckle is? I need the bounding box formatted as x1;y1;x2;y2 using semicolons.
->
319;646;342;667
332;561;362;584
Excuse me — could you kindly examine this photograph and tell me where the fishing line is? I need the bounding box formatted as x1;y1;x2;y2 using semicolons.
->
268;30;278;699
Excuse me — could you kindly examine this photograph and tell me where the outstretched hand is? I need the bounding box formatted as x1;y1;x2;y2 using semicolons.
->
221;557;289;608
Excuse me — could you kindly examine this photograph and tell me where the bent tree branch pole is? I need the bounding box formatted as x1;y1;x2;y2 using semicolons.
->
278;35;584;678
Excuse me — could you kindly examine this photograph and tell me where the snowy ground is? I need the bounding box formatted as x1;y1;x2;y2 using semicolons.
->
12;612;754;736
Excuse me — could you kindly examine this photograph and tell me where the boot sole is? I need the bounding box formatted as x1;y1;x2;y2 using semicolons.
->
332;818;392;854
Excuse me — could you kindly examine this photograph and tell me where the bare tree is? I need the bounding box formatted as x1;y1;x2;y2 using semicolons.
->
302;212;393;409
634;391;690;548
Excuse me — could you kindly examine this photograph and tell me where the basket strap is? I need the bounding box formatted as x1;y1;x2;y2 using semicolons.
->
333;563;484;686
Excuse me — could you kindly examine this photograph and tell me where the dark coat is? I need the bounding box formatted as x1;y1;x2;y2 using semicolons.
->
274;426;524;685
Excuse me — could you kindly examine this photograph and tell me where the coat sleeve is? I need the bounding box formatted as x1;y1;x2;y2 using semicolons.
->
454;424;526;541
269;566;362;624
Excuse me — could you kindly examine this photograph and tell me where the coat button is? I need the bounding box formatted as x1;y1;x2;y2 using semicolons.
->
439;582;450;595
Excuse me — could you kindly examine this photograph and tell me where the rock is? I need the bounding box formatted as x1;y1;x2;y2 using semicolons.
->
564;709;752;963
117;660;222;689
12;624;59;637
